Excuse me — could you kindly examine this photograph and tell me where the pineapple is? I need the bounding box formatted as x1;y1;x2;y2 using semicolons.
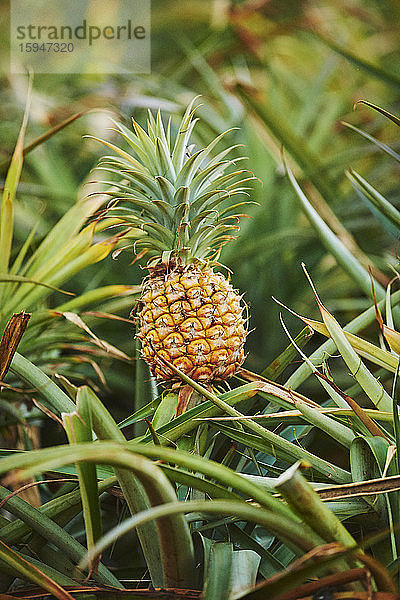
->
95;100;252;384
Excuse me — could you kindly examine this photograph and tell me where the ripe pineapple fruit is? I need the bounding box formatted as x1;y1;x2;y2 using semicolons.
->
95;100;252;384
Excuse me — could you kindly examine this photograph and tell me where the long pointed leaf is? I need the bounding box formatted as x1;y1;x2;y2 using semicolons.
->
0;541;74;600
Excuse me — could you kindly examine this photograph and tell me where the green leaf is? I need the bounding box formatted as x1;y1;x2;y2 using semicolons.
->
0;441;295;520
276;463;356;549
316;296;393;412
54;284;139;314
341;121;400;163
3;223;94;313
150;362;351;483
290;311;399;374
155;137;176;181
350;436;398;560
135;334;159;437
118;397;161;430
352;438;400;567
261;326;313;380
5;222;40;300
22;191;106;279
98;164;159;199
9;352;75;414
285;289;400;391
80;499;320;571
355;101;400;126
161;465;240;500
12;240;115;313
0;540;74;600
0;477;115;547
283;157;384;300
152;392;178;430
309;34;400;89
62;387;103;573
0;484;119;587
230;548;261;597
0;274;74;295
392;360;400;478
156;175;176;205
139;382;264;444
0;548;78;588
347;168;400;232
90;133;151;172
228;523;281;579
132;119;161;173
0;77;32;281
293;397;355;448
171;97;199;173
82;388;195;589
6;441;195;589
203;540;233;600
212;422;350;483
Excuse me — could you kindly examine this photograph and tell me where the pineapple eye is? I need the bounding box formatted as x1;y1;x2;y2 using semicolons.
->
163;332;184;350
187;339;211;356
186;286;202;299
170;300;191;314
180;317;202;335
165;282;185;301
180;274;199;288
155;314;174;329
147;329;161;346
222;312;236;326
152;294;168;308
210;349;229;364
226;336;243;350
173;356;194;374
206;325;224;340
197;304;214;318
141;309;153;324
192;366;213;381
211;291;227;304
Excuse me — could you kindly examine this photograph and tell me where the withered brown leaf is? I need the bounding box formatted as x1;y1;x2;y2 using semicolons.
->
0;311;31;382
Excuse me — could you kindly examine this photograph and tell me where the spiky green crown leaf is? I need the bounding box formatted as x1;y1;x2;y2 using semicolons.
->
92;99;255;264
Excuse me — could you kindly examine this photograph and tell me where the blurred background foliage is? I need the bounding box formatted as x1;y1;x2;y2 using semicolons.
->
0;0;399;419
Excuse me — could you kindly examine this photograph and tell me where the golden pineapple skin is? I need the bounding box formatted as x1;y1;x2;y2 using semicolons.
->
137;263;247;383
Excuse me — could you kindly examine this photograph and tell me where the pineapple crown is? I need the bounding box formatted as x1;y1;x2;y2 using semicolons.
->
91;98;255;265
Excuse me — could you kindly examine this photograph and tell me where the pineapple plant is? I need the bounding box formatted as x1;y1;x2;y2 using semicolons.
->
94;100;252;385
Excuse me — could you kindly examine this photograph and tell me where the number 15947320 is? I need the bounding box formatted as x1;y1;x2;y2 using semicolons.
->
19;42;74;52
